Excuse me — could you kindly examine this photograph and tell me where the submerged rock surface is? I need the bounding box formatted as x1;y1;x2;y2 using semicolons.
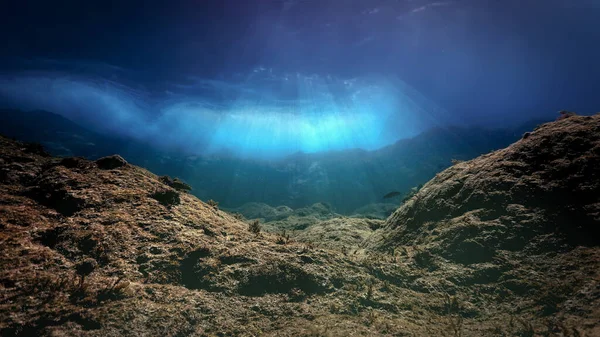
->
371;114;600;252
0;114;599;336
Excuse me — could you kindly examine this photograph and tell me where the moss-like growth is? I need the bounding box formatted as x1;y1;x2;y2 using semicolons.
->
206;199;219;209
248;220;261;234
97;277;131;302
276;231;290;244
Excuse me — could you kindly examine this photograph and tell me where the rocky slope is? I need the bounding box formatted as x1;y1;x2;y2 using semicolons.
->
0;113;599;336
0;135;463;336
368;113;600;334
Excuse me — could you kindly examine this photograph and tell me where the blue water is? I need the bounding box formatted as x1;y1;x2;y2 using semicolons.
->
0;0;599;160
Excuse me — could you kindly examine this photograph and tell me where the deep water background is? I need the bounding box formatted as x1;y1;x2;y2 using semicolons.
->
0;0;599;210
1;0;600;158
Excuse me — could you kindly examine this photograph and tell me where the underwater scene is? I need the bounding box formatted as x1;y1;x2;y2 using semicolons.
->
0;1;599;336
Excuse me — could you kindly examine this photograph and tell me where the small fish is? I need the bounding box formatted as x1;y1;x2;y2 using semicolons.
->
383;191;402;199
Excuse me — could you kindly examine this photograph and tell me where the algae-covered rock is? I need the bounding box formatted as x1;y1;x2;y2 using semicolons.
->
361;114;600;336
372;114;600;254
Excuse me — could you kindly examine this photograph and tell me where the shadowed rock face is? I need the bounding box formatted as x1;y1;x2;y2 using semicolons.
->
0;114;599;336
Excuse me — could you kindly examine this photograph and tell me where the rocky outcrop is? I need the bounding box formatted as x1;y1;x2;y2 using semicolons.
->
158;175;192;191
371;114;600;256
364;114;600;335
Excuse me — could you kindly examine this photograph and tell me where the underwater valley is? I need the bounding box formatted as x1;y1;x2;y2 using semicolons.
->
1;1;600;336
1;109;598;336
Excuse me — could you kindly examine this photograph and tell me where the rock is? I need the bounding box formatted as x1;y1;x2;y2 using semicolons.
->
159;175;192;191
95;154;128;170
360;114;600;335
373;114;600;255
